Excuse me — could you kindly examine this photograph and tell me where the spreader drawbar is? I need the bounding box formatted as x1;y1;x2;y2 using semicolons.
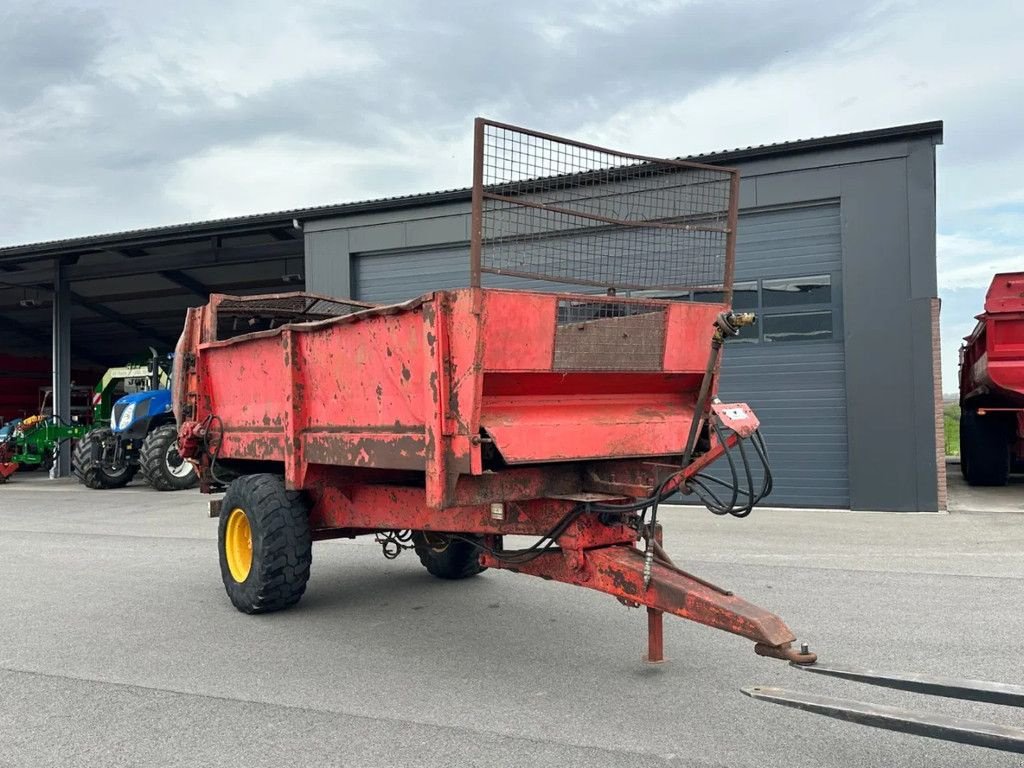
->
744;662;1024;754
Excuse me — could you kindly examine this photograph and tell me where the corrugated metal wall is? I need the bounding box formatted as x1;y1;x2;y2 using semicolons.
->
352;204;848;507
718;205;847;507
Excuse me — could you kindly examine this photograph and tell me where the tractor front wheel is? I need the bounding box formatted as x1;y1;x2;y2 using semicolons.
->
140;424;197;491
412;532;487;580
218;474;312;614
73;428;133;489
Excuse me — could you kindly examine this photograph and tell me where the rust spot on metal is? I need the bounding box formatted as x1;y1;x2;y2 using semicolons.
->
428;371;438;404
603;565;639;597
304;434;426;470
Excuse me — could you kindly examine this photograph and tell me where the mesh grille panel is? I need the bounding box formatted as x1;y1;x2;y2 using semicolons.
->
474;120;737;293
215;293;373;340
553;299;666;371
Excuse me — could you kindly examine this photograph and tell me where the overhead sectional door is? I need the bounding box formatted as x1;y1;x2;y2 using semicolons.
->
353;246;594;300
715;204;848;507
353;204;848;508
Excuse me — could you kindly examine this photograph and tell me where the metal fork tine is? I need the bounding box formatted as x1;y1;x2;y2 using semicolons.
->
742;687;1024;754
790;663;1024;708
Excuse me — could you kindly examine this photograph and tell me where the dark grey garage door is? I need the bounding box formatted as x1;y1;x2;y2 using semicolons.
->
353;204;848;507
716;205;848;507
353;246;580;300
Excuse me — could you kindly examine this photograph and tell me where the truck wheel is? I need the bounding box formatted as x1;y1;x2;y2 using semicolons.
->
961;410;1010;486
412;532;487;580
73;428;133;489
140;424;197;491
218;474;312;614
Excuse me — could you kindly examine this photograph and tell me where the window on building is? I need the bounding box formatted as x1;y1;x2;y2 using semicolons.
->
641;274;839;344
762;275;831;307
763;311;834;342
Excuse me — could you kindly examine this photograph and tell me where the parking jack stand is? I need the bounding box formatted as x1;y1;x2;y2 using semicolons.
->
645;607;665;663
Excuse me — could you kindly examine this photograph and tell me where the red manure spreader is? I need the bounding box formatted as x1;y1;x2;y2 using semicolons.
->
173;120;1023;753
959;272;1024;485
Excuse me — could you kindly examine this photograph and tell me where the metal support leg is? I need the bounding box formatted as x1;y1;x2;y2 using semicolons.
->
51;258;71;478
644;522;666;663
645;607;665;663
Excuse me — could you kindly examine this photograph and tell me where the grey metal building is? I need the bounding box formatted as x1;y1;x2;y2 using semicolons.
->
0;121;944;511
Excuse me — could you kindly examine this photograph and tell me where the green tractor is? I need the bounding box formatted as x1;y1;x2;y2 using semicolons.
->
0;415;91;481
0;385;97;482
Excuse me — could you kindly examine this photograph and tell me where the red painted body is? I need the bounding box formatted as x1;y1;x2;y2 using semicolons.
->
960;272;1024;458
175;287;807;658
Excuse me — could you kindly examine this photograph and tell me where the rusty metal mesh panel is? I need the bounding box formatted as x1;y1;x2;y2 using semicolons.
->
215;293;372;340
473;120;737;293
553;298;666;371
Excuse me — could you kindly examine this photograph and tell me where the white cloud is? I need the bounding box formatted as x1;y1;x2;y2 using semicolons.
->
938;234;1024;290
164;131;473;221
95;4;379;109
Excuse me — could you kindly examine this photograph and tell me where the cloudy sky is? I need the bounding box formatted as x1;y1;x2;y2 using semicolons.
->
1;0;1021;391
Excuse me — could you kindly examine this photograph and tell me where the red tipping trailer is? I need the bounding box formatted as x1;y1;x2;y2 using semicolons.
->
175;286;800;655
173;120;1024;753
959;272;1024;485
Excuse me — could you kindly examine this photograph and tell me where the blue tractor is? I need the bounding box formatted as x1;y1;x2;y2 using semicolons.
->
73;357;197;491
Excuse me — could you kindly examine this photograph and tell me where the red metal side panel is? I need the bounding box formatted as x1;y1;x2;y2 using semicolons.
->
986;315;1024;399
662;302;729;371
481;291;556;370
199;333;290;462
296;308;429;471
480;391;695;463
963;273;1024;402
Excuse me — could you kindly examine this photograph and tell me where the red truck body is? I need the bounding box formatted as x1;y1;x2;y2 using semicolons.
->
959;272;1024;484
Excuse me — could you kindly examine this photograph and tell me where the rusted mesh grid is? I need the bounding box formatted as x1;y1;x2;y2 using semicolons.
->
475;121;736;293
553;298;666;371
215;294;372;339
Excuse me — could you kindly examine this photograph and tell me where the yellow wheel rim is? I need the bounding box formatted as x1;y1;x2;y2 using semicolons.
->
225;507;253;582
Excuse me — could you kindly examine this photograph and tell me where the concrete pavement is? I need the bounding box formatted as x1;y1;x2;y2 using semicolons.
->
0;473;1021;767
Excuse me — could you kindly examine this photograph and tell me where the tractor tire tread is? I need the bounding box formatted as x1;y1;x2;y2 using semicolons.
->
219;474;312;614
73;428;132;489
140;424;197;491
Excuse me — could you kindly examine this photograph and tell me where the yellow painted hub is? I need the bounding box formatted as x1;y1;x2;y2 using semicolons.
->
225;507;253;582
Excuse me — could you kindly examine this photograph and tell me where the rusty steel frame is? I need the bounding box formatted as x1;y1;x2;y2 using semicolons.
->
468;117;741;293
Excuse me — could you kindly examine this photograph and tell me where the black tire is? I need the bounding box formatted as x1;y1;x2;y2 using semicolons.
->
73;428;133;489
218;474;312;614
140;424;197;491
412;532;487;580
961;409;1010;486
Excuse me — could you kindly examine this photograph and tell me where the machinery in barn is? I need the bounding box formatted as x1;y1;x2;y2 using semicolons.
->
0;414;90;481
173;119;1024;754
959;271;1024;485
